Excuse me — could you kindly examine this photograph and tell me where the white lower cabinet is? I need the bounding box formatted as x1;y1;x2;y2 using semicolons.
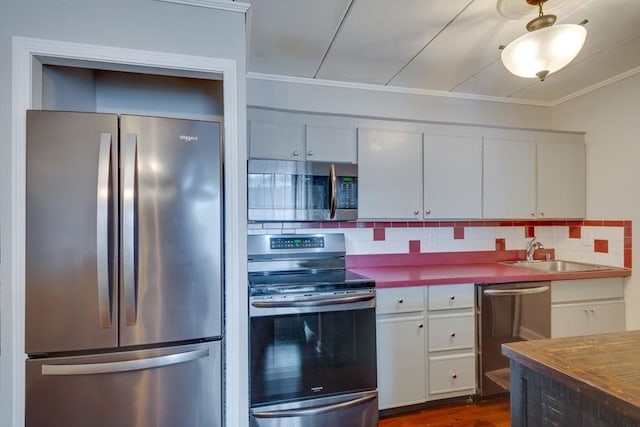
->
376;287;425;410
376;315;426;409
426;285;476;401
551;278;625;338
376;284;476;411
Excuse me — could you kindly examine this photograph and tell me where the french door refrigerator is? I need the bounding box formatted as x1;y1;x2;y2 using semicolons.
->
25;110;223;427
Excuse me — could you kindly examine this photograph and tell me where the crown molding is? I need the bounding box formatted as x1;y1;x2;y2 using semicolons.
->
155;0;250;13
550;66;640;106
247;72;553;107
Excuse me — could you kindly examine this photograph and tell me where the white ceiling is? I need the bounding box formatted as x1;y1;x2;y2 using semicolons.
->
245;0;640;105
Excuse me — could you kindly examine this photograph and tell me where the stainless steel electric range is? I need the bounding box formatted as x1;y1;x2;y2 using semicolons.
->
248;233;378;427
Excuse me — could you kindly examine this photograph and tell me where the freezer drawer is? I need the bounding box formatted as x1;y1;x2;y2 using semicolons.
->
26;341;221;427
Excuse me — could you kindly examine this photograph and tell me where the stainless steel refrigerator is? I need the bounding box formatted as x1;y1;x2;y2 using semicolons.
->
25;110;223;427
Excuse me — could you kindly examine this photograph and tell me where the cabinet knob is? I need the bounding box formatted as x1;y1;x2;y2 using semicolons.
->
307;150;314;156
450;296;455;301
292;150;299;157
530;212;536;217
398;299;403;304
450;332;456;337
584;308;589;314
539;211;545;217
414;210;420;215
425;210;431;215
419;324;424;329
451;373;458;379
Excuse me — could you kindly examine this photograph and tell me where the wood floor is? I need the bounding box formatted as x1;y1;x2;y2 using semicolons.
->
378;398;511;427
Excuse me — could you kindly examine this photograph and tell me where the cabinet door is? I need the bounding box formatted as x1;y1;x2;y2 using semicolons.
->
423;134;482;219
358;128;423;219
551;303;589;338
306;125;357;163
587;300;625;335
537;141;585;218
483;138;536;219
249;121;304;160
376;315;426;409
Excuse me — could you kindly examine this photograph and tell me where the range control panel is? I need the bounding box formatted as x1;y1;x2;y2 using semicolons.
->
270;236;325;250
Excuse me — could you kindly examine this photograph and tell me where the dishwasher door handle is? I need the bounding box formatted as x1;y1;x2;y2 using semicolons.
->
483;285;549;296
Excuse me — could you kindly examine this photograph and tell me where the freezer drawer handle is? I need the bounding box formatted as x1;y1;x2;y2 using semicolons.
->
252;393;376;418
123;133;137;326
483;285;549;296
97;133;113;328
251;293;374;308
41;348;209;376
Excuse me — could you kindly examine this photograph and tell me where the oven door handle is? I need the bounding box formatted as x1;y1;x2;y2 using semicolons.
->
252;393;376;418
251;293;374;308
483;285;549;296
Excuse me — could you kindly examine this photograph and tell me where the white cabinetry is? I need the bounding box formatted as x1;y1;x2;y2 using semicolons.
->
376;287;426;410
358;128;423;219
423;134;482;219
426;284;476;400
551;278;625;338
483;136;586;219
537;140;585;218
483;138;537;219
249;121;356;162
375;284;476;410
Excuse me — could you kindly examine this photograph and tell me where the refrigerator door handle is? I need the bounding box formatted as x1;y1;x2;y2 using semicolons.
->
41;348;209;376
96;133;113;328
123;133;137;326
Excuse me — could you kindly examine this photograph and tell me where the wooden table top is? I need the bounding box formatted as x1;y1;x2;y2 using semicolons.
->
503;331;640;419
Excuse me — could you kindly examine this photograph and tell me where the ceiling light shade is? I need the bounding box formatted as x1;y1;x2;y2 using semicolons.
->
501;23;586;81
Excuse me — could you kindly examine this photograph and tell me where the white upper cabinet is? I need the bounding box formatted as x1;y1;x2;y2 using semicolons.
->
249;121;305;160
483;138;537;219
249;121;357;163
423;134;482;219
537;140;585;218
358;128;423;219
306;125;357;163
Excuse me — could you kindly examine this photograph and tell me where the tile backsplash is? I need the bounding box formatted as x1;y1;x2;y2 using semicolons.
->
248;220;632;269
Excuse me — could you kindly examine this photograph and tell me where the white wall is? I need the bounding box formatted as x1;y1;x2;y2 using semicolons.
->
552;72;640;329
0;1;248;426
247;76;554;130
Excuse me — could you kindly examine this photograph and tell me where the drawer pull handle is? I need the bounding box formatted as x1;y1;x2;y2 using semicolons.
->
450;332;456;337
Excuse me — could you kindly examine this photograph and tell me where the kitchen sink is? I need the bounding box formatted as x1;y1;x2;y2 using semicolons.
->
501;259;613;272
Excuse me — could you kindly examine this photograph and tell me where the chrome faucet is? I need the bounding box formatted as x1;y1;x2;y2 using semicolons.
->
525;237;543;261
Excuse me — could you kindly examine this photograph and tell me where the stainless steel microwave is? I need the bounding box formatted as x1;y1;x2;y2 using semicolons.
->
248;159;358;221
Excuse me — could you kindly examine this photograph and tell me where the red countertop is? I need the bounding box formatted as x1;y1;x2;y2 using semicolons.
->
346;251;631;288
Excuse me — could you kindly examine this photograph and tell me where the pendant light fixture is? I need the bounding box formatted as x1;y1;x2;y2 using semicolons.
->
500;0;587;81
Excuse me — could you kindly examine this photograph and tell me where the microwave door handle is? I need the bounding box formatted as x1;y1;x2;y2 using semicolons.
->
96;133;113;328
329;163;337;219
123;133;137;326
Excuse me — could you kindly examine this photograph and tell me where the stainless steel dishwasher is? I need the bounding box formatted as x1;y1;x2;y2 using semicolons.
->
476;282;550;397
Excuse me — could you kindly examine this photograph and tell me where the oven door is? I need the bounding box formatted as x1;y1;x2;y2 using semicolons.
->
250;292;377;406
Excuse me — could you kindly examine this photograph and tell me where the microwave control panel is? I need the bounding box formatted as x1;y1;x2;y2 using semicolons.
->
337;177;357;209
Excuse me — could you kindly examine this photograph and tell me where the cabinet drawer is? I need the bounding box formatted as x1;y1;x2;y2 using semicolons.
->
428;313;474;351
428;353;476;395
377;287;424;314
551;278;624;303
427;284;474;310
